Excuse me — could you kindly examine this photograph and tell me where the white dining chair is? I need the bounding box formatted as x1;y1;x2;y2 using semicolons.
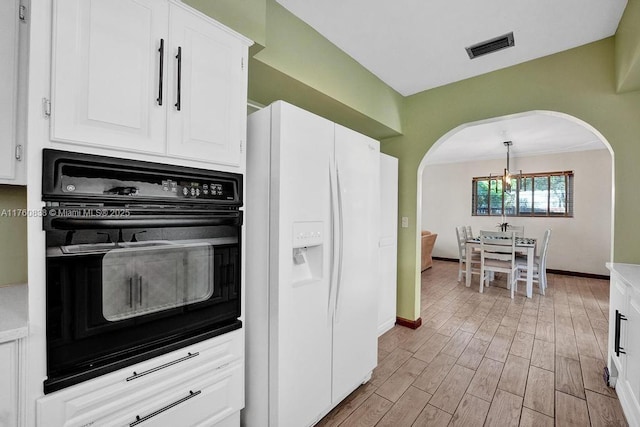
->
516;229;552;295
479;230;518;295
507;225;524;237
456;226;482;282
465;225;474;239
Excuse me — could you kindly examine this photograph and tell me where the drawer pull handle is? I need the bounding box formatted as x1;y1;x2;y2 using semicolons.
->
129;390;201;426
615;310;628;357
126;352;199;382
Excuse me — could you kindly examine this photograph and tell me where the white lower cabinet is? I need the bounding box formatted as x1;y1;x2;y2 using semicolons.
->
0;339;24;427
609;271;628;373
37;329;244;427
623;297;640;408
607;263;640;426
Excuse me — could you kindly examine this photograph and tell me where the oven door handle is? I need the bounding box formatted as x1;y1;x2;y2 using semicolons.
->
49;215;241;230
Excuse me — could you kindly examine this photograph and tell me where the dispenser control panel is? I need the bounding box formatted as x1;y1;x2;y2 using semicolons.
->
292;221;324;248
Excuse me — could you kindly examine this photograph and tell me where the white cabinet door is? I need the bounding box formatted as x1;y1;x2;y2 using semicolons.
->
0;341;19;427
0;0;20;181
609;274;628;373
623;293;640;410
167;3;246;166
272;102;333;427
51;0;168;153
378;153;398;336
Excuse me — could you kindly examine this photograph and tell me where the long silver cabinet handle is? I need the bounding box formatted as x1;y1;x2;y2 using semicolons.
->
125;352;200;382
129;390;201;426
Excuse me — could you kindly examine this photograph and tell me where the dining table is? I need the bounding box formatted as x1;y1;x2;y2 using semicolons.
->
465;236;537;298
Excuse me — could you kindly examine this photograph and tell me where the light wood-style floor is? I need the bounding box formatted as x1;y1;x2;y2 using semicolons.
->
318;259;628;426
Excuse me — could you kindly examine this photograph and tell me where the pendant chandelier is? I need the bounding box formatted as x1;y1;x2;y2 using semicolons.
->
490;141;522;193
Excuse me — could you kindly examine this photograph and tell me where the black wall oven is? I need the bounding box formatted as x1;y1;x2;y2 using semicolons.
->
42;149;243;394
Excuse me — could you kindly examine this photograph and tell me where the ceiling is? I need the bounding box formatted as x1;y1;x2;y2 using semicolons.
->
424;112;608;165
275;0;628;96
274;1;624;160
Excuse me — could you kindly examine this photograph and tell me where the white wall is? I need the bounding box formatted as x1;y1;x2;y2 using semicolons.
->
422;149;612;275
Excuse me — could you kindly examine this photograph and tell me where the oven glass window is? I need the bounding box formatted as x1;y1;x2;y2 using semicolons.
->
102;243;214;321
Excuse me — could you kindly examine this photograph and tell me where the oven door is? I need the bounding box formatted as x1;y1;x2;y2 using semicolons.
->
44;212;241;393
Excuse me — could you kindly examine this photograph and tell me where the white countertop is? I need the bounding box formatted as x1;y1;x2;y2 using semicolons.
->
0;283;28;343
606;263;640;286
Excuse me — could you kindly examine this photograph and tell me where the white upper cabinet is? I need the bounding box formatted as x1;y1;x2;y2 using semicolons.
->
167;3;247;166
51;0;251;167
0;0;24;183
51;0;169;154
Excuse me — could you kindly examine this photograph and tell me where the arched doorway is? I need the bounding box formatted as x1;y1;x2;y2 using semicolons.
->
416;110;615;298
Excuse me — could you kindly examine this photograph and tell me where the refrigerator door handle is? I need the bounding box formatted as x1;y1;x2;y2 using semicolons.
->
334;162;345;323
328;154;340;320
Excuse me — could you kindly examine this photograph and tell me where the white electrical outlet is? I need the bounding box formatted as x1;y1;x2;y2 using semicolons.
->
401;217;409;228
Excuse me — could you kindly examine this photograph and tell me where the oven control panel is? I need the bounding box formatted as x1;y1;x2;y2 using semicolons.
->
43;149;242;205
162;180;236;201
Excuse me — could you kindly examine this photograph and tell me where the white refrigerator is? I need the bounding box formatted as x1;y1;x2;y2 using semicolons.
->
244;101;380;427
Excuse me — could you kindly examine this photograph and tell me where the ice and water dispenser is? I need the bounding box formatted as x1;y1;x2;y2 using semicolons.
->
292;221;324;285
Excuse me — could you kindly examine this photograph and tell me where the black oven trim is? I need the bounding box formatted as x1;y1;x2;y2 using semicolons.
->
42;149;243;208
42;149;244;395
44;212;242;231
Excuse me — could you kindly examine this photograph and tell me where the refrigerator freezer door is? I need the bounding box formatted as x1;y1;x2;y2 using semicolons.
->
331;124;380;403
271;102;334;427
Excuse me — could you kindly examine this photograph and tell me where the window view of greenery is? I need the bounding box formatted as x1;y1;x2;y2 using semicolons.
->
472;172;573;217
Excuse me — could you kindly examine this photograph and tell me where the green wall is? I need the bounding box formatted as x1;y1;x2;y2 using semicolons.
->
0;185;27;286
183;0;267;50
616;0;640;92
250;0;404;138
383;37;640;320
189;0;404;140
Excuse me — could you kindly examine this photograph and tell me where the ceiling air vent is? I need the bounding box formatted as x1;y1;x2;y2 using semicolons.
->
465;32;515;59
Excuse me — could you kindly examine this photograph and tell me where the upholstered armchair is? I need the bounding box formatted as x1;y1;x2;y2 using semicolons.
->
421;231;438;271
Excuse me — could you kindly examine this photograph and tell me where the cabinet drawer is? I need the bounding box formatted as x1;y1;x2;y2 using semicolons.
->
38;329;243;426
114;362;242;427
